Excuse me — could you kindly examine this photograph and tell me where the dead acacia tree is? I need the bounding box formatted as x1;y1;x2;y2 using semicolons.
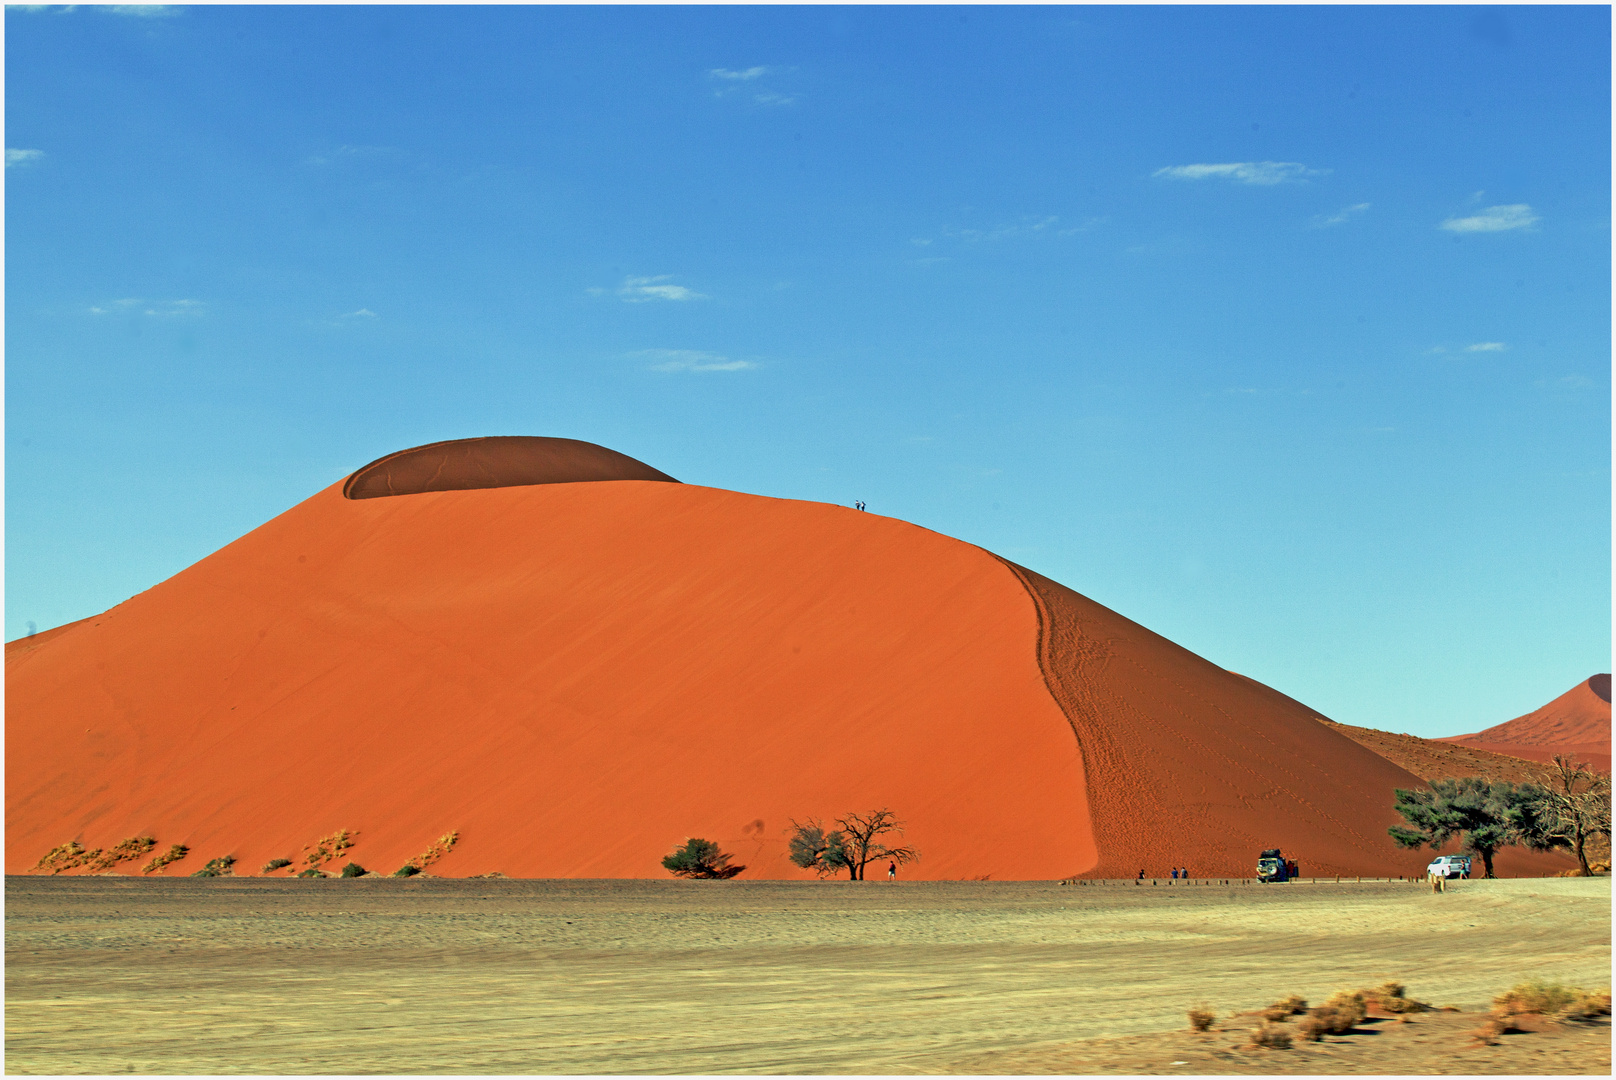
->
789;808;918;880
1519;755;1612;876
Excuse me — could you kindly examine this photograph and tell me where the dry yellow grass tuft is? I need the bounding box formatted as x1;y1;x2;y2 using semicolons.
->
87;836;158;871
1186;1007;1215;1033
34;840;96;874
404;830;460;874
1247;1022;1293;1050
1261;994;1308;1021
141;843;189;875
303;829;358;870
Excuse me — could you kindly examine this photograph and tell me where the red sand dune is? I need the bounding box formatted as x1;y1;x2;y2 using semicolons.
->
1439;676;1611;773
5;438;1575;880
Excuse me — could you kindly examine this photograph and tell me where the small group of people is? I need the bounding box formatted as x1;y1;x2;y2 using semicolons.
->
1136;868;1191;880
854;500;866;511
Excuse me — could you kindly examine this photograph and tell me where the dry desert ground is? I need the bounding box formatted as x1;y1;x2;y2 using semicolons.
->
5;874;1609;1075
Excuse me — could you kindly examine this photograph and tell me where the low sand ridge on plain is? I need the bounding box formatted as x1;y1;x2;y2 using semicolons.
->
6;876;1607;1074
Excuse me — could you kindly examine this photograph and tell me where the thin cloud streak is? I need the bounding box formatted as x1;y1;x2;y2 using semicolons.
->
6;148;44;168
1312;202;1370;227
617;276;707;303
635;349;757;373
1154;161;1327;185
1440;204;1539;233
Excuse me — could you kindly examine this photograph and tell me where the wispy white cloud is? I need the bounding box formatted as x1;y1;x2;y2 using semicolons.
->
946;216;1061;242
1311;202;1370;227
5;148;43;168
89;297;203;316
1466;342;1507;352
316;308;378;329
635;349;756;373
917;214;1097;247
1154;161;1328;185
17;4;185;14
1440;204;1538;233
616;275;707;303
709;65;798;106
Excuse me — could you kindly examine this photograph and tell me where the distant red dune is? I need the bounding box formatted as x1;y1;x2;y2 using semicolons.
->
4;438;1577;880
1439;676;1611;774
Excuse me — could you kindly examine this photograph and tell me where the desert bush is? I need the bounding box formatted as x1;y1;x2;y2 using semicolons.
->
85;836;157;872
1568;988;1612;1018
392;864;420;877
662;838;746;879
297;868;327;878
1493;979;1581;1017
142;844;190;875
1186;1007;1215;1033
190;855;236;878
1247;1022;1293;1049
339;862;367;878
1471;1015;1510;1045
1299;991;1367;1040
1362;981;1430;1014
35;840;96;874
262;858;293;872
1262;995;1308;1021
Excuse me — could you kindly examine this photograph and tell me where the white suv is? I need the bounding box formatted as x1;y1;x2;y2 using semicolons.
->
1427;855;1471;878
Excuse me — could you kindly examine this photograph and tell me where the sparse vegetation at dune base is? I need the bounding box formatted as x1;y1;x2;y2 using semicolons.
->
661;838;745;879
787;807;919;880
1190;976;1611;1056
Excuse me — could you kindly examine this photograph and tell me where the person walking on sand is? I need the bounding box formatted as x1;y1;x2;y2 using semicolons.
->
887;861;897;881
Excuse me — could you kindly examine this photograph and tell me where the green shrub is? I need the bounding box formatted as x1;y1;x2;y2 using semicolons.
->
392;864;420;878
297;868;327;879
262;858;293;872
339;862;367;878
661;838;745;879
190;855;236;878
142;844;190;875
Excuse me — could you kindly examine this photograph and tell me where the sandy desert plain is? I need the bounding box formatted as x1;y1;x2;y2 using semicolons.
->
5;872;1609;1075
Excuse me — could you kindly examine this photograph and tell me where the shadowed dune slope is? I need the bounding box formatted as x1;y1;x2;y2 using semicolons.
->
342;436;678;499
8;467;1543;879
996;563;1463;878
6;481;1091;880
1439;675;1611;773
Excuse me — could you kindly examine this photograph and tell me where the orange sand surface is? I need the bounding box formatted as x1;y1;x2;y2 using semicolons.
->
1441;675;1611;774
6;443;1569;880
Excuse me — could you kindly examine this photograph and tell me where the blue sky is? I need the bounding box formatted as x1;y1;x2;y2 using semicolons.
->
5;4;1609;738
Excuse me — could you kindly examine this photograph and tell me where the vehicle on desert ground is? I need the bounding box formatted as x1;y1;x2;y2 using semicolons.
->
1256;848;1300;882
1427;854;1472;878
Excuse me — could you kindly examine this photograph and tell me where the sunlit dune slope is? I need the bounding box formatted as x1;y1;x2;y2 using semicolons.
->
7;440;1523;879
1440;675;1611;773
6;479;1092;880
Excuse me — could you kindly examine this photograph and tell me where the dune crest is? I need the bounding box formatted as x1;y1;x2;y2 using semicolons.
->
1439;675;1612;773
342;436;678;499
